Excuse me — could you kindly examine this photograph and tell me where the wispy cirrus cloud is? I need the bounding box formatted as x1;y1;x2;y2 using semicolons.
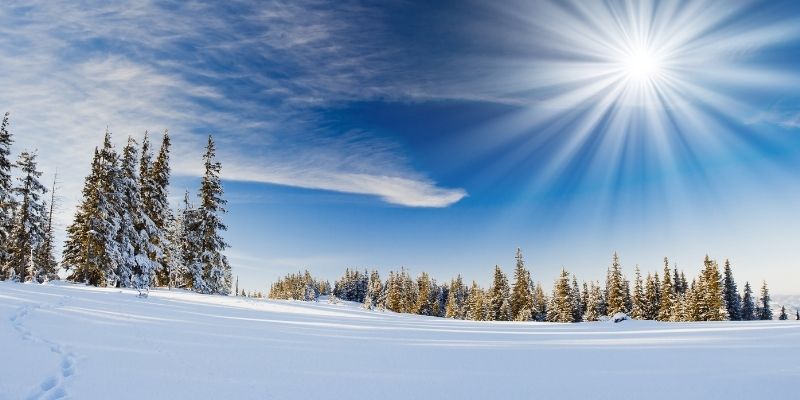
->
0;0;466;211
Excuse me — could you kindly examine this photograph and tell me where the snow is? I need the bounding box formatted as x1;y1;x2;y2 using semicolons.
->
2;281;799;400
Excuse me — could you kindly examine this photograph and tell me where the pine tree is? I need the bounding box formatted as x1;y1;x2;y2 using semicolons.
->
385;271;402;312
150;131;172;286
700;256;725;321
2;151;47;282
487;265;511;321
679;271;688;295
583;281;603;321
0;112;15;269
194;136;231;295
606;252;627;315
684;280;701;321
400;268;417;313
165;198;186;288
433;282;448;317
643;273;660;320
758;281;772;320
631;266;646;320
571;275;583;322
510;248;533;321
532;282;548;321
466;281;485;321
115;137;155;289
741;282;756;321
65;133;125;286
580;282;589;317
722;260;741;321
778;306;788;320
547;268;574;322
445;274;466;319
415;272;434;316
672;266;681;295
34;173;59;282
658;258;673;321
364;270;383;310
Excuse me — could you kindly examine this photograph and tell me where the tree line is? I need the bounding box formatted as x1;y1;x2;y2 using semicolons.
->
269;249;790;322
0;112;233;294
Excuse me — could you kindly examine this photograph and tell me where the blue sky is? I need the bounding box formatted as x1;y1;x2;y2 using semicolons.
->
3;0;800;293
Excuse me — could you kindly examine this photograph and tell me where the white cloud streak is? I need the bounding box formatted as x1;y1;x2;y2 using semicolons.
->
0;0;466;213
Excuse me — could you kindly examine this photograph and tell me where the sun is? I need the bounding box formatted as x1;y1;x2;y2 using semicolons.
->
622;46;663;82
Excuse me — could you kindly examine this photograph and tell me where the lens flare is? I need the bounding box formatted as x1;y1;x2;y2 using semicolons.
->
622;46;662;82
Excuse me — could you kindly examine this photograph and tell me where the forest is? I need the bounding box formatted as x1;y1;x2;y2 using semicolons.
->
0;112;232;294
269;250;791;323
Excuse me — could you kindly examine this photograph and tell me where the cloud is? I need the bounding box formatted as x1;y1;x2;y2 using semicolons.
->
747;110;800;129
0;0;466;213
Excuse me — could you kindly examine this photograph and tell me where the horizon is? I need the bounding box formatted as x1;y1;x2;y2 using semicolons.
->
3;0;800;294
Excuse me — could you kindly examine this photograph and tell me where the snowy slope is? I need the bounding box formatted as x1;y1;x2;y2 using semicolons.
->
772;295;800;316
2;281;799;400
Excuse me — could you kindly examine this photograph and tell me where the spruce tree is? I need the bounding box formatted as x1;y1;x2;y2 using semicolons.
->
684;280;702;321
434;283;448;317
194;136;231;295
487;265;511;321
466;281;485;321
583;281;602;321
445;274;466;319
510;248;533;321
165;197;187;288
117;137;155;289
0;112;15;269
722;260;741;321
400;268;417;313
700;256;725;321
672;266;681;295
643;273;659;320
606;252;627;315
741;282;756;321
532;282;548;321
3;151;47;282
364;270;383;310
34;173;59;282
178;190;203;289
631;266;646;320
778;306;788;320
658;258;674;321
548;268;574;323
150;131;172;286
548;268;575;322
64;133;123;286
580;282;589;317
571;275;583;322
415;272;434;315
758;281;772;320
795;310;799;321
385;271;402;312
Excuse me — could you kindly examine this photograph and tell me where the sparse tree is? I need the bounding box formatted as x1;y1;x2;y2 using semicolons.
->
758;281;772;320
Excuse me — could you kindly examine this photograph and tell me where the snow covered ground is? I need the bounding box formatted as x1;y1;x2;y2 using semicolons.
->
2;281;799;400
